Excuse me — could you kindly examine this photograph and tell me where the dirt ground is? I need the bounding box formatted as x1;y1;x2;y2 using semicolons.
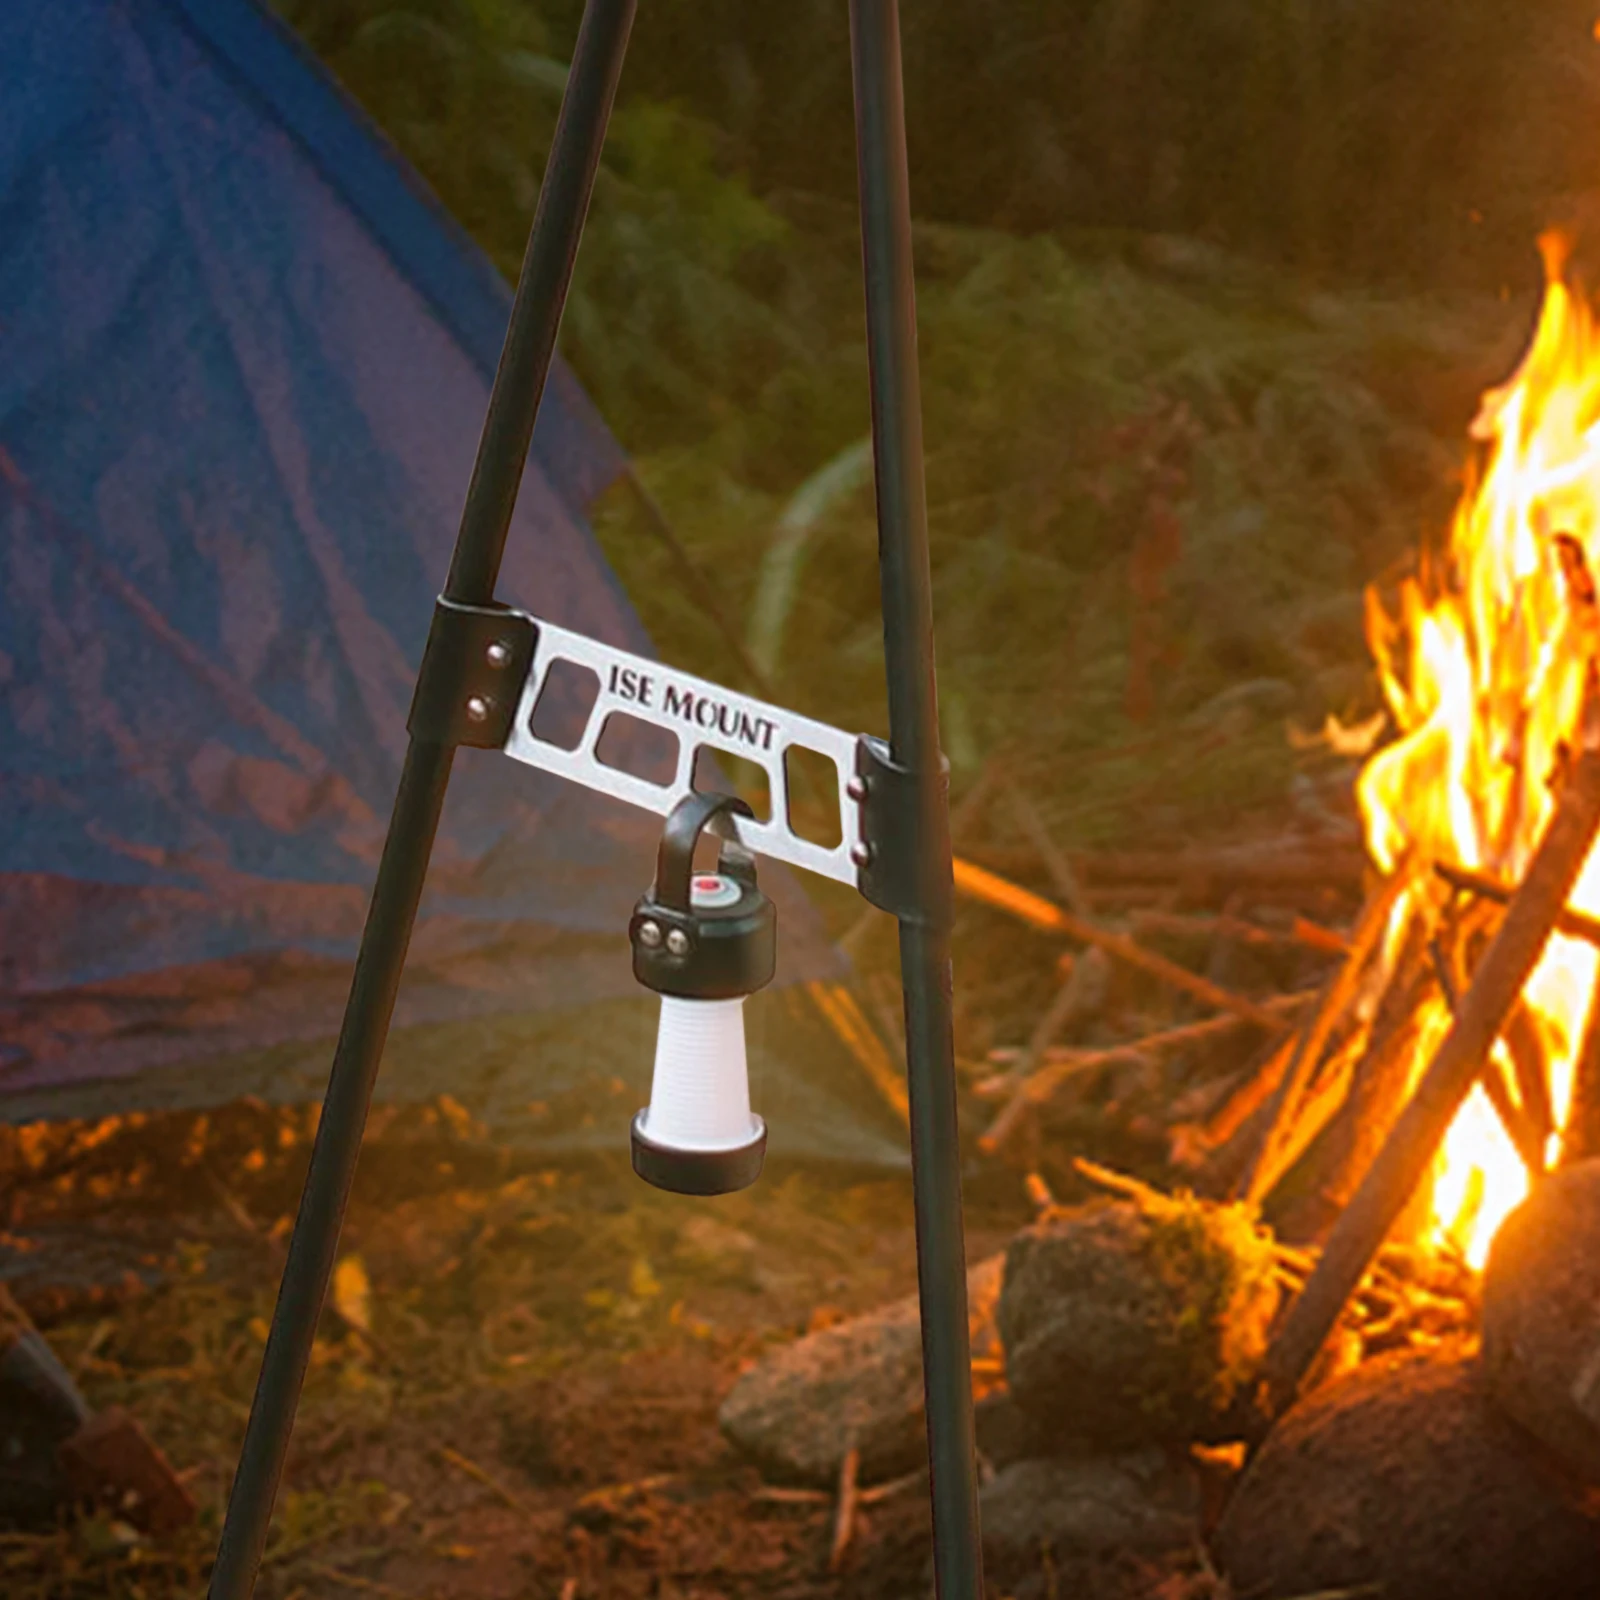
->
1;1100;1031;1600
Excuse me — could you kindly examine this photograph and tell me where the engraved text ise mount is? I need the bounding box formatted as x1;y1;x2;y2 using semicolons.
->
501;617;862;886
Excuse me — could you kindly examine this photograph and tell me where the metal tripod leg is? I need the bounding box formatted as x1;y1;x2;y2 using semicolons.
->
849;2;986;1596
204;4;636;1593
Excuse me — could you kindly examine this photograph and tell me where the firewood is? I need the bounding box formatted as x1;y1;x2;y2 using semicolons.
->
977;949;1108;1098
1433;859;1600;948
1313;921;1439;1221
978;994;1314;1157
1263;684;1600;1416
1196;1033;1300;1151
1074;841;1368;894
1005;782;1092;917
1130;907;1350;954
1247;1036;1365;1206
951;858;1292;1031
1429;935;1546;1182
1238;862;1414;1205
828;1445;860;1572
1502;1001;1554;1154
983;988;1311;1080
1562;991;1600;1166
1175;1034;1309;1193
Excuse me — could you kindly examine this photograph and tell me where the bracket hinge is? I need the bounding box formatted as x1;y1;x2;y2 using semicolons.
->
853;735;954;928
408;597;540;749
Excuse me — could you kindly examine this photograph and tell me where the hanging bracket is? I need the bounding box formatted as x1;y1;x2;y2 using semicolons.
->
499;614;866;887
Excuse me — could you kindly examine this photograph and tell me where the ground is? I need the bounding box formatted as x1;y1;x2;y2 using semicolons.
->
1;1102;1029;1600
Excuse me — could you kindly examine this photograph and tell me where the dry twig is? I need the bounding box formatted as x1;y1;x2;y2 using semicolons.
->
1131;908;1350;955
1238;862;1412;1204
436;1445;530;1514
952;858;1293;1031
1006;783;1092;917
1434;860;1600;948
829;1446;860;1573
980;992;1314;1158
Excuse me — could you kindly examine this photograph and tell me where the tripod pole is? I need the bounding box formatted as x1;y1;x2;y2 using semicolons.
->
205;4;635;1594
849;4;985;1596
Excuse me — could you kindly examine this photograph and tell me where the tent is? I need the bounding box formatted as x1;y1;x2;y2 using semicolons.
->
0;0;906;1168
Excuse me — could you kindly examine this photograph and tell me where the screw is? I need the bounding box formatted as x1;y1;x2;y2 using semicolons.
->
851;841;874;868
846;775;869;803
485;640;512;669
637;920;663;948
665;928;692;956
465;695;491;724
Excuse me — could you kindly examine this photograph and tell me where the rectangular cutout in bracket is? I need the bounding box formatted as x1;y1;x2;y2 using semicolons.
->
595;711;679;788
692;746;773;823
527;658;601;752
785;744;843;849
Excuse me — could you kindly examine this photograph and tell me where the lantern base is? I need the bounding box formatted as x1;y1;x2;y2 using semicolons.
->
630;1111;766;1196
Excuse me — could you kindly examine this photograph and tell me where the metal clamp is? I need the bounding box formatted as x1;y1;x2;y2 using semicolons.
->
851;735;954;928
407;597;539;748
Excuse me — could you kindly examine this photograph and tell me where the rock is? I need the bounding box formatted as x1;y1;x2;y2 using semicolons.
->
980;1451;1198;1591
1214;1351;1600;1600
718;1254;1002;1485
1;1284;92;1527
974;1388;1041;1470
1483;1158;1600;1482
58;1408;195;1536
998;1195;1277;1451
1;1286;193;1536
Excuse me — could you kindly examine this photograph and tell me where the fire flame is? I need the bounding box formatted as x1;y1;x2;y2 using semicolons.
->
1357;234;1600;1268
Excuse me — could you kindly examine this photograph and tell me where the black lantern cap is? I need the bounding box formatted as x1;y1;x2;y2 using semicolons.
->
629;791;777;1000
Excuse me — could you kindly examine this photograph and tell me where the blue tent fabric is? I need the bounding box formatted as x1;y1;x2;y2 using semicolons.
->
0;0;896;1163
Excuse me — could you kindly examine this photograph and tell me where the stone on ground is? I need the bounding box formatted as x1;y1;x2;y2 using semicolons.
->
998;1194;1278;1450
1482;1157;1600;1483
717;1254;1002;1485
980;1450;1198;1592
1215;1350;1600;1600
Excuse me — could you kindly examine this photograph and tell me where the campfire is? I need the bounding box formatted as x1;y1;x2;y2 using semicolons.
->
714;232;1600;1600
1358;232;1600;1268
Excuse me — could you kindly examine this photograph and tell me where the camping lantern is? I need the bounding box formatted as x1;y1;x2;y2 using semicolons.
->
629;793;774;1195
209;1;986;1597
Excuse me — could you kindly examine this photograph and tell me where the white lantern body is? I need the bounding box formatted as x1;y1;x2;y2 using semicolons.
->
631;993;766;1193
640;995;758;1150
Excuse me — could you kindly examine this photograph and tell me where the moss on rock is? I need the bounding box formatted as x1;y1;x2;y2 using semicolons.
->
998;1192;1278;1450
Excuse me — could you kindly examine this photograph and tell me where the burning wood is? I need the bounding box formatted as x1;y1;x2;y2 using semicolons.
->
1434;860;1600;948
1263;674;1600;1414
1338;238;1600;1266
1236;862;1415;1206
